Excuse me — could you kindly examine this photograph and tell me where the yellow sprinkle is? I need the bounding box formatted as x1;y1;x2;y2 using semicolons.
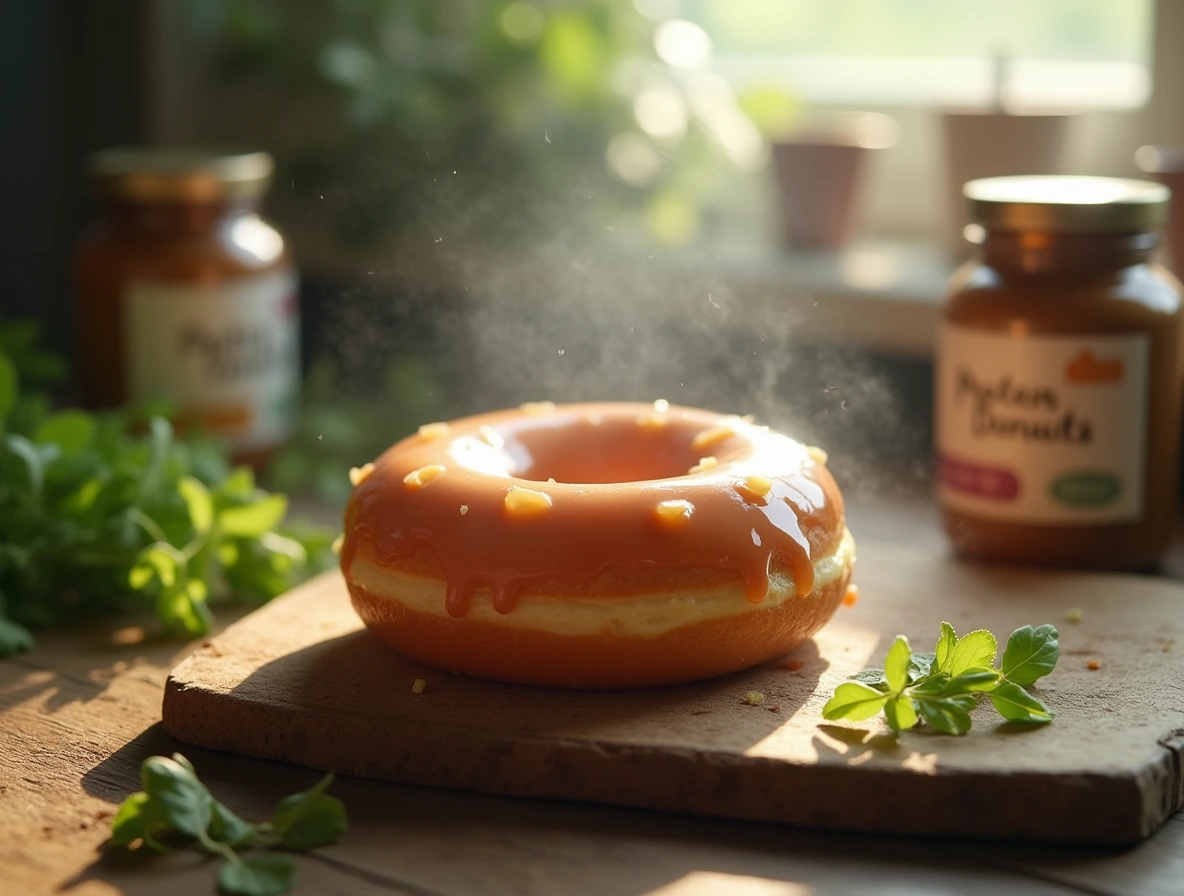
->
743;691;765;706
806;445;829;465
459;504;469;516
403;464;445;488
519;401;556;415
412;678;426;694
331;534;344;555
547;477;557;485
655;499;694;525
740;474;773;499
349;463;375;486
689;456;718;474
504;486;553;516
417;422;450;440
1065;607;1084;624
653;398;670;413
477;425;505;448
637;413;667;430
691;423;738;451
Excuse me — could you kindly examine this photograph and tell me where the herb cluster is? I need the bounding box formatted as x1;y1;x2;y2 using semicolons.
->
0;323;333;656
822;622;1060;735
111;753;347;896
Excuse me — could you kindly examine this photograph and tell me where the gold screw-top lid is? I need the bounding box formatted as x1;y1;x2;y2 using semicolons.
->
89;147;274;203
964;175;1170;233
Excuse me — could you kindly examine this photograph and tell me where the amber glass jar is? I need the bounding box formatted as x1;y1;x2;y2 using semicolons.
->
936;176;1182;569
74;148;298;462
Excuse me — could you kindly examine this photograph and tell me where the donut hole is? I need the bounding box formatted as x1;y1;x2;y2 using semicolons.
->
507;415;718;484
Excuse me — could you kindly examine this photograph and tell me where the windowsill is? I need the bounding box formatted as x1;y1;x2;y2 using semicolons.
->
711;56;1151;109
296;224;953;360
650;236;953;359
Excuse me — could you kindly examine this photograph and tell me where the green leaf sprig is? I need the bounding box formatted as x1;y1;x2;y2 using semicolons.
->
0;323;335;656
110;753;347;896
822;622;1060;735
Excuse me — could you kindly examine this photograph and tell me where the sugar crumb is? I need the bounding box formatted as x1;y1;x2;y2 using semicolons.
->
743;691;765;706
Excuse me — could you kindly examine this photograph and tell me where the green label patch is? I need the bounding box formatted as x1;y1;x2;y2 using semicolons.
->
1050;472;1122;507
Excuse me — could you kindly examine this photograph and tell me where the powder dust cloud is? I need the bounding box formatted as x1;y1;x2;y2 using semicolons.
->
318;177;930;499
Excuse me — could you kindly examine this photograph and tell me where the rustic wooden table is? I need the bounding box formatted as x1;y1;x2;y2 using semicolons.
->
3;496;1183;896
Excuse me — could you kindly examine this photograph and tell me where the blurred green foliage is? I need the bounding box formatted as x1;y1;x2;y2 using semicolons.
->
186;0;753;248
0;321;334;655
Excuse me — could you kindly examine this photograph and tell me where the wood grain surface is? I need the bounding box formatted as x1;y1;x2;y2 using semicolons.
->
6;496;1184;895
162;542;1184;846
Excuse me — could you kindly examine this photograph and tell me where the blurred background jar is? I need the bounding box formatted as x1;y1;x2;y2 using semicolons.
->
935;175;1182;570
73;148;298;466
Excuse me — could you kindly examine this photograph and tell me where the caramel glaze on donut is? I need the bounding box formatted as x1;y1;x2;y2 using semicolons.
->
342;403;845;622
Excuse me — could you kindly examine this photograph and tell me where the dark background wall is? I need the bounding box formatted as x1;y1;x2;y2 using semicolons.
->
0;1;151;357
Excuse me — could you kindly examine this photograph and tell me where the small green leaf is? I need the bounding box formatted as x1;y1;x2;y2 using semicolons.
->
849;668;887;687
34;410;95;455
909;672;950;697
66;477;103;513
1000;624;1060;687
157;584;213;637
110;791;151;846
883;636;911;692
883;694;919;732
219;466;256;497
917;697;973;735
947;630;998;677
270;774;347;850
822;681;890;722
0;617;35;656
140;755;213;838
0;352;15;420
907;652;935;683
260;531;306;563
209;801;257;847
218;854;296;896
943;669;1000;694
6;434;44;498
934;622;957;673
219;495;288;537
179;476;214;534
140;547;177;587
129;564;155;590
989;681;1054;724
148;415;174;459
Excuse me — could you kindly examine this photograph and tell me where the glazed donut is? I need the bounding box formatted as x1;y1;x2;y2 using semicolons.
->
341;402;855;688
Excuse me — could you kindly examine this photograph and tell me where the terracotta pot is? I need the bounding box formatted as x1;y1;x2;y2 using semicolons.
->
941;110;1077;254
770;112;897;250
1136;145;1184;276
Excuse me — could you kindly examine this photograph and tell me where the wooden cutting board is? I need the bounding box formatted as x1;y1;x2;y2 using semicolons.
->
162;542;1184;845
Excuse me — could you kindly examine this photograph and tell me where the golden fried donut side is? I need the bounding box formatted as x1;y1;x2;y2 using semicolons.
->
340;401;854;687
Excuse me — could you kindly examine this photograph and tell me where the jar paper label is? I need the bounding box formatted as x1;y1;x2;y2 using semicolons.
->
123;269;299;452
936;325;1148;525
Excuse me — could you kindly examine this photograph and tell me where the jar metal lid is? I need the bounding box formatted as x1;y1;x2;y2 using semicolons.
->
89;148;274;203
964;175;1170;233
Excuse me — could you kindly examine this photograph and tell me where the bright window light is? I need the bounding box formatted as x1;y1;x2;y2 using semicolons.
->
662;0;1154;109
